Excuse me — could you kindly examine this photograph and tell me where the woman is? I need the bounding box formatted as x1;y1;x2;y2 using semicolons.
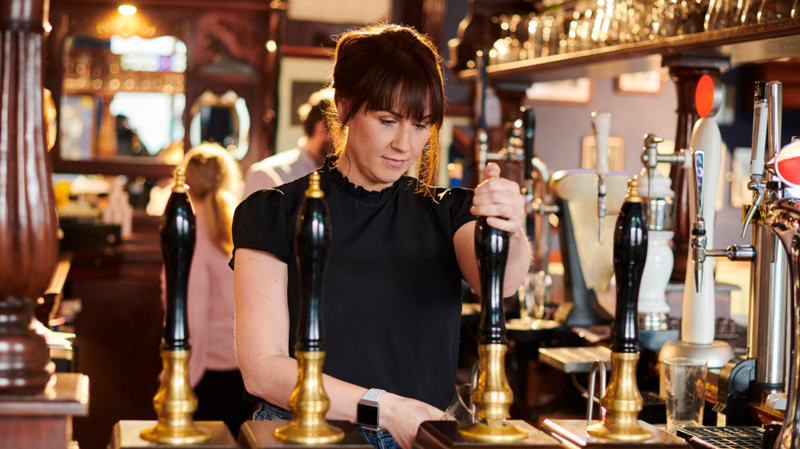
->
232;24;530;449
162;143;252;437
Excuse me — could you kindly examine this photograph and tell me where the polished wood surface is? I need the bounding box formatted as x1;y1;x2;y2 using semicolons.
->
0;373;89;449
541;419;689;448
238;420;371;449
457;18;800;82
415;420;561;449
0;0;59;395
109;420;237;448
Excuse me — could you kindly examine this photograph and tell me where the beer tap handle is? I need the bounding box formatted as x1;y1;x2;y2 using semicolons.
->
522;107;536;238
742;82;768;238
691;150;707;293
752;82;768;178
766;81;783;163
161;168;196;350
522;107;536;183
592;111;611;244
475;212;510;345
294;172;331;352
611;178;648;353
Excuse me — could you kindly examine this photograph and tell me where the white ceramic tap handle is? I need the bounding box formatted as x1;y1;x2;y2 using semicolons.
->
592;111;611;176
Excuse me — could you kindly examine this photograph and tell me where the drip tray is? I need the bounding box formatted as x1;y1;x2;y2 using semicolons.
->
676;427;763;449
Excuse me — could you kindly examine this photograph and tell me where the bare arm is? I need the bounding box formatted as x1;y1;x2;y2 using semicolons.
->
454;163;532;297
233;248;441;449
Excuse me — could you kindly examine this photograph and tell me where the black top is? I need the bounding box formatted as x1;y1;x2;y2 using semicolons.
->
231;162;476;410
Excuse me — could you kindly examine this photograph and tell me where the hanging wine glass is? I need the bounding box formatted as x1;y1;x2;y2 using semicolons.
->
757;0;793;22
706;0;737;30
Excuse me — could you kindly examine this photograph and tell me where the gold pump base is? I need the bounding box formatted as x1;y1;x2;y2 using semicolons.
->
140;349;212;445
587;352;653;442
274;351;345;445
459;344;528;443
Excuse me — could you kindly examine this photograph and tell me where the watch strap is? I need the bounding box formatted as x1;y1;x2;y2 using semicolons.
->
357;388;385;430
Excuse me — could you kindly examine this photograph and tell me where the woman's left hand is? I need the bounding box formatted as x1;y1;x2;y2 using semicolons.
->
471;162;525;234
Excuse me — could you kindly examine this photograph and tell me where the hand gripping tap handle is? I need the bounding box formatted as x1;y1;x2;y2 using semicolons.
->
162;168;196;350
691;150;707;293
476;215;510;345
592;111;611;244
611;178;648;354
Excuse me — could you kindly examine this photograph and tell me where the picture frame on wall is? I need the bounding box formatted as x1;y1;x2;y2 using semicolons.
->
276;57;333;156
615;70;664;95
526;77;593;105
581;135;625;172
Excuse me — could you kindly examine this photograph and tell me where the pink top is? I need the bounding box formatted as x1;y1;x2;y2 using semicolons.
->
161;211;238;387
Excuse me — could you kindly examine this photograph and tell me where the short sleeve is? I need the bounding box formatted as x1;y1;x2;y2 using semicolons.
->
437;187;476;237
230;189;291;268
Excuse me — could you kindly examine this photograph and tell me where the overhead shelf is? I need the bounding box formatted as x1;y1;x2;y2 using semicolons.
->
456;17;800;83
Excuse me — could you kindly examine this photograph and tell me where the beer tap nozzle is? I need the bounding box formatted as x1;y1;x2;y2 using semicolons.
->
592;111;611;244
691;150;707;293
742;81;769;237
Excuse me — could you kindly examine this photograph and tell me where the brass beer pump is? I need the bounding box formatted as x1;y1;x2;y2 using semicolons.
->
459;211;528;442
274;171;345;444
586;178;652;442
140;168;212;444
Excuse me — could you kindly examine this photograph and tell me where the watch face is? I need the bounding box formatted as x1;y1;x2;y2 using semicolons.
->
357;403;379;427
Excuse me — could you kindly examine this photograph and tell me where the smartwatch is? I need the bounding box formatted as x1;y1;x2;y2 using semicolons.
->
357;388;385;430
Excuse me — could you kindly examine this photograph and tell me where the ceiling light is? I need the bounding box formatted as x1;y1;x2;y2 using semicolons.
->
118;5;137;15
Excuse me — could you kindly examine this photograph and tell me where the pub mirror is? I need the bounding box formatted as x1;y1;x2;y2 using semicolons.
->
189;90;251;160
59;34;187;164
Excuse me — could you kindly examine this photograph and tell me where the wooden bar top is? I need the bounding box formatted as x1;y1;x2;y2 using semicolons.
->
541;419;689;448
0;373;88;417
109;420;237;448
415;420;561;449
238;420;372;449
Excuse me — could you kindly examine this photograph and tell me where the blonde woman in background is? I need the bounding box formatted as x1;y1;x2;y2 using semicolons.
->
161;143;251;437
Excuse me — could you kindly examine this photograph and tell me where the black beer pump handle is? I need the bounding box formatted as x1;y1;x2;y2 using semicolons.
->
521;107;535;182
294;172;331;352
611;178;648;353
161;168;196;351
476;214;510;345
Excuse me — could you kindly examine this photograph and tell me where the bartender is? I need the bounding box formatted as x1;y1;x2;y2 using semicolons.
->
231;24;531;449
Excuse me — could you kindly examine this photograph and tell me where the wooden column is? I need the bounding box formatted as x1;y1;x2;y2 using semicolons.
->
662;55;730;283
0;0;58;394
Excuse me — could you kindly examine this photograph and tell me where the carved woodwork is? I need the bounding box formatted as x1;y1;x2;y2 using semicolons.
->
45;2;281;176
0;0;58;395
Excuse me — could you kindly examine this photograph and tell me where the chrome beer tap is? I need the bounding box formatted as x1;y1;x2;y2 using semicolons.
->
640;134;690;200
519;107;559;326
592;111;614;244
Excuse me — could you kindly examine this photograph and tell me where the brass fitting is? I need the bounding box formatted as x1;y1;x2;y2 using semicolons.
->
587;352;653;442
140;349;211;444
274;351;344;444
460;344;528;442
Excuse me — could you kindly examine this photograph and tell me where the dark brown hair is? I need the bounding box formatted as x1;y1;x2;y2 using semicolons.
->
325;23;445;194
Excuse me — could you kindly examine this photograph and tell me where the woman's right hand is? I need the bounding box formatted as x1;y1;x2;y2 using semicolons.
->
379;392;444;449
